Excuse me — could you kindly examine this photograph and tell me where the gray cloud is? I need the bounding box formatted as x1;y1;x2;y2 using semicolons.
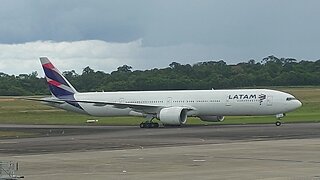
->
0;0;319;75
0;0;145;43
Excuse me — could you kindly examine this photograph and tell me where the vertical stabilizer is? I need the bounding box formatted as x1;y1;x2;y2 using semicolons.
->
40;57;78;97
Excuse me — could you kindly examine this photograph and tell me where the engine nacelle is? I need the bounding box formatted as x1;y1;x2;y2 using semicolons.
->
159;107;188;125
199;115;225;122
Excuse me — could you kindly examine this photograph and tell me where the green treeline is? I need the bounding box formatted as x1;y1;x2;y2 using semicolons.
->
0;55;319;96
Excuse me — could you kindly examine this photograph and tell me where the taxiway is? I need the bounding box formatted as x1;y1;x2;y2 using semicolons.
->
0;123;320;179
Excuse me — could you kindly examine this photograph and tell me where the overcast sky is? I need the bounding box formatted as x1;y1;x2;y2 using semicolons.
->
0;0;319;75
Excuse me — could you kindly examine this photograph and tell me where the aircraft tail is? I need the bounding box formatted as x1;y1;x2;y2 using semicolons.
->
40;57;78;97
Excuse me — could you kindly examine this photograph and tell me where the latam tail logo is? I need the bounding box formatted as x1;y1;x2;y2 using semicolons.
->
40;57;83;110
40;57;76;97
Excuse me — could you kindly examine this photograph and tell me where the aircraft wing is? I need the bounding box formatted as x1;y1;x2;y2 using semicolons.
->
22;97;195;114
58;99;195;114
59;99;164;114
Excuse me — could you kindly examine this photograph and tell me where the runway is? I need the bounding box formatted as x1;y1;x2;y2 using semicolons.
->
1;123;320;179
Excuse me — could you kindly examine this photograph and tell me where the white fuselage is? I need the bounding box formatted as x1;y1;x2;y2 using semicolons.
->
49;89;302;118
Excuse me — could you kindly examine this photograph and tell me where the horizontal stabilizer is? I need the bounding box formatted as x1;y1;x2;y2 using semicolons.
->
19;97;65;104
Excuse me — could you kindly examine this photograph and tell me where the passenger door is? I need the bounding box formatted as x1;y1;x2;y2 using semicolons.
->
267;96;273;106
226;95;231;106
166;97;172;107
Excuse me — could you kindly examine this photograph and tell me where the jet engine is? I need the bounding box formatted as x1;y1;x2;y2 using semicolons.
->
159;107;188;125
199;115;225;122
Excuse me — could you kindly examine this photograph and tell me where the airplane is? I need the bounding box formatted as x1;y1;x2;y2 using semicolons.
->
28;57;302;128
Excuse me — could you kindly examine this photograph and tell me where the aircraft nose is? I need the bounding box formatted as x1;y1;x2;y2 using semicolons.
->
297;100;302;108
291;99;302;110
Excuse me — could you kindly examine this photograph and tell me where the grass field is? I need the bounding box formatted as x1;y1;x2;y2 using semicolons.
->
0;87;319;126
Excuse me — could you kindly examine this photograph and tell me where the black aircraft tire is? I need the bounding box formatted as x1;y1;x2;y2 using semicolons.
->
275;121;282;126
146;123;151;128
140;123;145;128
153;123;159;128
140;122;159;128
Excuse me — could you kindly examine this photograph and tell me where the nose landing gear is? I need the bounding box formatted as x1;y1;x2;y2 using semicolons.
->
275;113;285;126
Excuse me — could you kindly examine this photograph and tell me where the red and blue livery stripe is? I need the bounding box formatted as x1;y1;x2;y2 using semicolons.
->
40;57;83;110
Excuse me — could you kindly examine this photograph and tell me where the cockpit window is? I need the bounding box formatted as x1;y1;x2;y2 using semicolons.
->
286;97;296;101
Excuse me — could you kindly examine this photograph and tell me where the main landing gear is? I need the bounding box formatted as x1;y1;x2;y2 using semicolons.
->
139;122;159;128
275;113;285;126
139;115;160;128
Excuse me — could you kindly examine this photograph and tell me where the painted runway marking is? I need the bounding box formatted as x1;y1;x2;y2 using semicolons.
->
0;141;18;144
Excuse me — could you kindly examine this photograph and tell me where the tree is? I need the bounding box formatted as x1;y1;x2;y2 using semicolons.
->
117;65;132;73
83;66;94;74
169;62;181;69
0;56;319;95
